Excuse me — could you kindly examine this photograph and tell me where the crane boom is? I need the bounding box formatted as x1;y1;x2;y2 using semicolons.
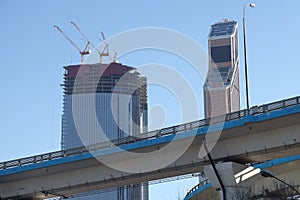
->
55;22;117;64
100;31;110;60
71;21;98;51
53;25;81;53
54;25;91;63
70;21;113;64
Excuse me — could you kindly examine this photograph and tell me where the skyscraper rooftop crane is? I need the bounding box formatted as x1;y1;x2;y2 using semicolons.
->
70;21;117;64
54;25;91;63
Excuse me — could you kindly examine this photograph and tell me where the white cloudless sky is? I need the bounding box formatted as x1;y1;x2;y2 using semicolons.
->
0;0;300;199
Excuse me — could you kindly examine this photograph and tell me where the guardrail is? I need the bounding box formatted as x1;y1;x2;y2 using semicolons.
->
184;178;209;199
0;96;299;171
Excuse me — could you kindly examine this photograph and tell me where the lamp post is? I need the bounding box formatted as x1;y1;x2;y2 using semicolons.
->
260;169;300;196
243;3;255;111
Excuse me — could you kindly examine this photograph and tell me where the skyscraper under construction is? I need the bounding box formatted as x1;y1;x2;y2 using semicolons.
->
204;19;240;118
61;62;148;199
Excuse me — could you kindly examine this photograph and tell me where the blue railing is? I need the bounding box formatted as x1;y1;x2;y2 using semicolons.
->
184;178;210;199
184;154;300;200
0;96;299;171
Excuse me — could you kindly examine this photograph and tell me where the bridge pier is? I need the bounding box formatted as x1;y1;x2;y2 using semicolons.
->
204;162;258;200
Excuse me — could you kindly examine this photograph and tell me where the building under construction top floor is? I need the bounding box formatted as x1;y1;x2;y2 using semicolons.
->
61;62;148;150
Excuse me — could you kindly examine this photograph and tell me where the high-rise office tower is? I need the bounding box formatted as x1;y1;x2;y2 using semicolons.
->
204;19;240;118
61;62;148;200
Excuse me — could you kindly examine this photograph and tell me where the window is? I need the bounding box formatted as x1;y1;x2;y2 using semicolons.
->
211;45;231;63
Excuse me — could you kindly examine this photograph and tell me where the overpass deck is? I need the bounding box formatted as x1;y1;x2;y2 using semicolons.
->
1;96;300;199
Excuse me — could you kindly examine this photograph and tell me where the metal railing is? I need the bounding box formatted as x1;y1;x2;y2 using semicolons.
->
0;96;299;171
184;178;210;199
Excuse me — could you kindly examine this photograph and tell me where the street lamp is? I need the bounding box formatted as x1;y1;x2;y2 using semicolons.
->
243;3;255;111
260;169;300;196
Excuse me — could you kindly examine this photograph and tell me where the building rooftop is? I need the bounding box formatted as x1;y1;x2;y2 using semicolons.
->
62;63;147;100
64;62;136;79
209;19;237;38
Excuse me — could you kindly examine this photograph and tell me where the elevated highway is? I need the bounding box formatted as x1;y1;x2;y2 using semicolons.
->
184;154;300;200
0;96;300;199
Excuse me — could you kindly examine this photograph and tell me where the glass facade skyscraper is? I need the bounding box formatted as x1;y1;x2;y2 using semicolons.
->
61;62;148;200
204;19;240;118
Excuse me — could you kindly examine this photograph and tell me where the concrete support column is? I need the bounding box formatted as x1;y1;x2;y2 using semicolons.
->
204;162;248;200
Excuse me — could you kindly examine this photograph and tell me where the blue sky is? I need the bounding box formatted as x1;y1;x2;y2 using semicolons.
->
0;0;300;199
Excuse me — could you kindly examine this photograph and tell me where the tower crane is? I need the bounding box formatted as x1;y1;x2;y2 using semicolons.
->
70;21;117;64
54;25;91;63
